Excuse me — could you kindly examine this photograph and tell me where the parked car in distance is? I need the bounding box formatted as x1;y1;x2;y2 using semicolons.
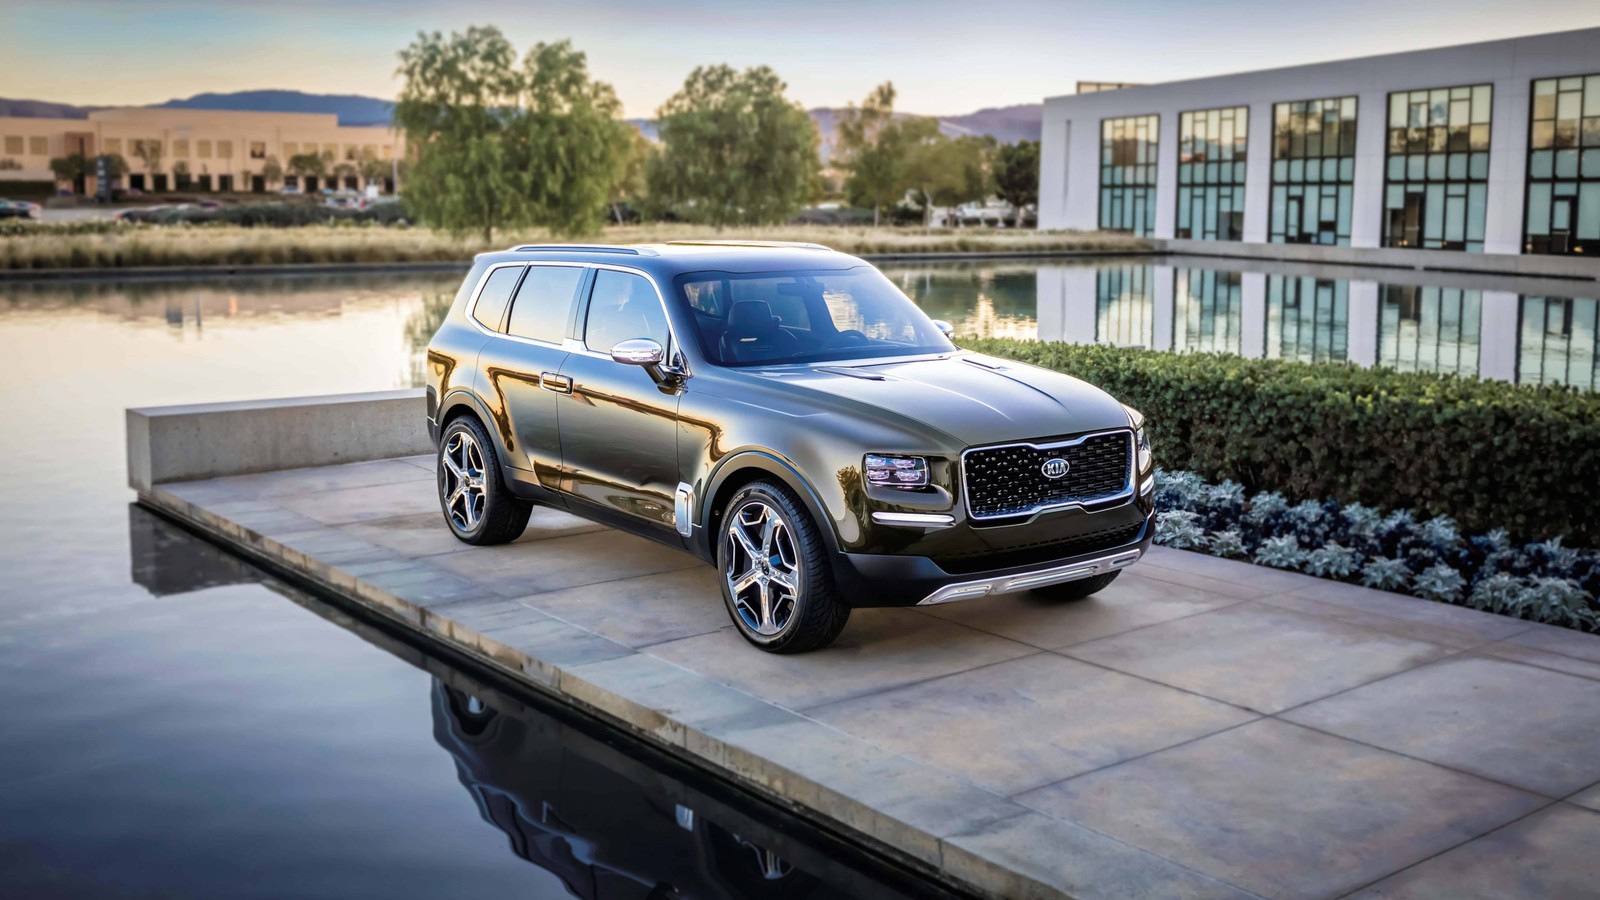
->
424;241;1155;653
0;199;42;221
323;192;368;211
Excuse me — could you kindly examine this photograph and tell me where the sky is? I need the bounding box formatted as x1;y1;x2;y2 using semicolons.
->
3;0;1600;117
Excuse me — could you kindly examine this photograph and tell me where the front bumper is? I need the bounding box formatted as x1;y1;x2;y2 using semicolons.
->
832;508;1155;607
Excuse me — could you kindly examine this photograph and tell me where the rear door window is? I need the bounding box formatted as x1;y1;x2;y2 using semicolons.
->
506;265;585;343
470;265;525;331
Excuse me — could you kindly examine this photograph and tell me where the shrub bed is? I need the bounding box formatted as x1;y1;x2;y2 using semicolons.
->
962;340;1600;546
1151;469;1598;631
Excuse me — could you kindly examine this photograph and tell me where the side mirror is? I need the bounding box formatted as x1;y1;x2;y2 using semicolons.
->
610;338;683;388
610;338;664;367
932;319;954;338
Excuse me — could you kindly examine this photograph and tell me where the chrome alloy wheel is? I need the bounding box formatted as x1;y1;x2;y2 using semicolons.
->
441;430;488;533
724;501;800;636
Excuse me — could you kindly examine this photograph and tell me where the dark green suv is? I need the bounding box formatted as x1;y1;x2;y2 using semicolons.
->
425;241;1155;653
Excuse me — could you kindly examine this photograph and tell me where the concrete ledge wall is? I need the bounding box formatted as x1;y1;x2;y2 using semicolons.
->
1158;239;1600;282
127;389;430;491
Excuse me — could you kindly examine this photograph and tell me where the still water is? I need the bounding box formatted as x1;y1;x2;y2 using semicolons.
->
0;256;1594;897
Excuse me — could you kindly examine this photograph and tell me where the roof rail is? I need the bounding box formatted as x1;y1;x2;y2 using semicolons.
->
664;239;833;251
509;243;658;256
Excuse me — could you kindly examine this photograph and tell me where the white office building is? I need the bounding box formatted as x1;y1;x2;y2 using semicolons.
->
1039;28;1600;265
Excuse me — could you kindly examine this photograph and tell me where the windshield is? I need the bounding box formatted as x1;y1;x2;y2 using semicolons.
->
674;267;955;367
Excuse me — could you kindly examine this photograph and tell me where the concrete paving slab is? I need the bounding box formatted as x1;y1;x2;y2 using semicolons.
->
1348;803;1600;899
427;529;702;596
809;653;1255;796
1063;601;1457;713
1479;640;1600;682
1284;578;1531;644
512;566;726;649
648;608;1038;710
1284;655;1600;797
1568;783;1600;812
917;570;1243;649
943;811;1258;900
1018;719;1546;899
275;479;442;526
137;441;1600;900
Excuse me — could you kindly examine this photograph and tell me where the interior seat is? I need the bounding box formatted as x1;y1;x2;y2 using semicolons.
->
719;300;801;363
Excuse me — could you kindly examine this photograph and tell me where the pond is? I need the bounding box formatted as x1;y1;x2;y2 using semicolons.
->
0;254;1593;895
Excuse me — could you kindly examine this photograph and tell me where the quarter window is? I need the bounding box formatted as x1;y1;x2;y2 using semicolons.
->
506;266;584;343
471;266;525;331
584;270;668;353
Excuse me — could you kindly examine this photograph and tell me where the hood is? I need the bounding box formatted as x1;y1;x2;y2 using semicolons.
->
746;351;1133;448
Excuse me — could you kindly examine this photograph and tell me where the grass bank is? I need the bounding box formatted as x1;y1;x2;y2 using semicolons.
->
0;222;1150;270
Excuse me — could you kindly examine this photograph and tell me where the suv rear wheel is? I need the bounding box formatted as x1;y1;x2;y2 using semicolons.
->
718;480;849;653
438;416;531;546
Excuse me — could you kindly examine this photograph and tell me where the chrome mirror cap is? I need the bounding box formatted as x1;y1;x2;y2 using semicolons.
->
932;319;954;338
611;338;664;366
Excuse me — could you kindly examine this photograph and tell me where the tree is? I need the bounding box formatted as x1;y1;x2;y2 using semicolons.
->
610;126;654;224
357;149;388;188
648;64;819;227
132;139;164;179
48;154;86;184
261;155;283;188
287;152;326;181
511;39;632;237
395;27;628;241
903;129;994;229
994;139;1039;228
836;82;904;226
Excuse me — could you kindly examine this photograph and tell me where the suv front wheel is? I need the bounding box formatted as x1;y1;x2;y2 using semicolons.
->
718;480;849;653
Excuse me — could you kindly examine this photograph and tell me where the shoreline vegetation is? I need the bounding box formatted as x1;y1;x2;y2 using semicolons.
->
0;223;1151;271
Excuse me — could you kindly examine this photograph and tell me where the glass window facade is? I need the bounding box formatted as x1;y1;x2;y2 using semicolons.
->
1177;107;1248;241
1099;115;1158;236
1378;285;1481;375
1519;295;1598;389
1095;265;1154;346
1270;97;1357;245
1525;74;1600;255
1383;85;1491;252
1173;268;1242;353
1267;275;1349;361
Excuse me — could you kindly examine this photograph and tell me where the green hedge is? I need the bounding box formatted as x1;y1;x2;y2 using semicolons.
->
962;339;1600;545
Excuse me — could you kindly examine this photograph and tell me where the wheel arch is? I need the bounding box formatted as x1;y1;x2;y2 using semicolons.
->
699;452;841;561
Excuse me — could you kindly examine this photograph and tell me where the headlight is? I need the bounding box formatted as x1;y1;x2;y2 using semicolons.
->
864;454;929;489
1135;425;1152;473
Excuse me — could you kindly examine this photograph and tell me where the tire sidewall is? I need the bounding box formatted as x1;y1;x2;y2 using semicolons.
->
718;483;809;650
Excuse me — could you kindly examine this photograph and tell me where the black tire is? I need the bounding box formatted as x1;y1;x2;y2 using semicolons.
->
437;415;531;546
1031;570;1120;602
717;480;849;653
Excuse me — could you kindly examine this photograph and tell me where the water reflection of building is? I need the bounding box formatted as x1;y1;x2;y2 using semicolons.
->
1037;259;1600;389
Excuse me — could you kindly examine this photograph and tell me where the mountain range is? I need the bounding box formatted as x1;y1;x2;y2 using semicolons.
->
0;90;1042;147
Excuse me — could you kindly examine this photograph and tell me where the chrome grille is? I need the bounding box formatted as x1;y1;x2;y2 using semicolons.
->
962;431;1133;521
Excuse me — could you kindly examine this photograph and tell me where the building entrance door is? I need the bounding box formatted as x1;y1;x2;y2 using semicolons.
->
1550;198;1575;254
1285;197;1303;243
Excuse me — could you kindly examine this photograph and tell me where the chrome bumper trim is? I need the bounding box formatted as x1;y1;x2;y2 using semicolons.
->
870;511;956;527
916;546;1145;606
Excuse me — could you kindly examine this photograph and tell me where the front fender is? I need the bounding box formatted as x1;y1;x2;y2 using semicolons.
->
696;450;845;562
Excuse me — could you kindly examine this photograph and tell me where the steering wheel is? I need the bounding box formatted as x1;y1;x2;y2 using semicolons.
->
834;330;870;347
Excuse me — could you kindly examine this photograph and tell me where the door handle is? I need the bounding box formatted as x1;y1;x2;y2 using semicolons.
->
541;372;573;394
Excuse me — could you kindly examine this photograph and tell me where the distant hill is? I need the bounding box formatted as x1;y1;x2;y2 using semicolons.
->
0;97;101;118
0;91;1043;148
153;90;394;126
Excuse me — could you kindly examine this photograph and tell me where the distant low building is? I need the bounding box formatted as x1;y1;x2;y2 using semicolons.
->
0;107;403;195
1040;27;1600;260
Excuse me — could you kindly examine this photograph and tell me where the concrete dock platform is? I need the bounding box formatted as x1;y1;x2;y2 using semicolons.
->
128;395;1600;899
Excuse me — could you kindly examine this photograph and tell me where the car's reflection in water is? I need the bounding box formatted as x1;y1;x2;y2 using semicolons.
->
128;506;935;900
